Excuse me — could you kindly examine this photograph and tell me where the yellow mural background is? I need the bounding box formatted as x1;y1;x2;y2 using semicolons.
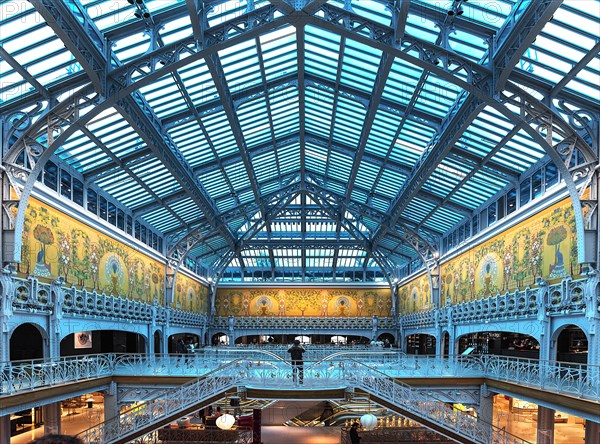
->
174;273;209;314
215;287;392;317
20;199;164;303
399;198;578;313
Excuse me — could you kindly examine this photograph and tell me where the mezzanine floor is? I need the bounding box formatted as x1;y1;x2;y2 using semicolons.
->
9;395;586;444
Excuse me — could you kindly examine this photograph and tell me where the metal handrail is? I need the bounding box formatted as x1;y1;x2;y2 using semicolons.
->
343;359;532;444
77;358;249;444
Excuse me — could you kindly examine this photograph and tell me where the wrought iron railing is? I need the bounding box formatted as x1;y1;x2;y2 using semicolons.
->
342;360;531;444
77;359;249;444
2;352;599;404
0;354;116;395
340;426;455;443
5;274;207;327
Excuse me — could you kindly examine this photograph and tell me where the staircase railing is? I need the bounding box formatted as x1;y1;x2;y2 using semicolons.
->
342;359;531;444
77;359;249;444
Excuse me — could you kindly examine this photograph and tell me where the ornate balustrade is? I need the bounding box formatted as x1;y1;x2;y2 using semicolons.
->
401;277;593;330
344;361;529;444
5;274;207;327
213;315;396;330
2;352;598;405
78;360;246;444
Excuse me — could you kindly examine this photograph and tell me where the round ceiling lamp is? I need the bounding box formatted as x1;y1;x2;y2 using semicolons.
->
360;413;378;430
216;413;236;430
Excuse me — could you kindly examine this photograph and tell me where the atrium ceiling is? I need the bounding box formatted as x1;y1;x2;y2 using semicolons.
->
1;0;598;283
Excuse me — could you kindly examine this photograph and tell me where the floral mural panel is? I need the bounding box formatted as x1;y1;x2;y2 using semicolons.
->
20;199;165;304
411;197;578;308
400;198;578;312
215;287;391;317
173;272;209;314
397;274;431;314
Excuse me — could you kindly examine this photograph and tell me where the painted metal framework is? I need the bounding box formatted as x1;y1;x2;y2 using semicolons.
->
0;0;598;284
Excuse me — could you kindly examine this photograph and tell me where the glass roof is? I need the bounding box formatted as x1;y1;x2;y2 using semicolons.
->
1;0;598;283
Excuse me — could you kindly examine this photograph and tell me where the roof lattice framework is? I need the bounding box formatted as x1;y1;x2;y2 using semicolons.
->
1;0;598;283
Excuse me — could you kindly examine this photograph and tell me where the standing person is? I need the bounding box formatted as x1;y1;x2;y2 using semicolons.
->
176;338;186;362
349;422;361;444
288;339;305;385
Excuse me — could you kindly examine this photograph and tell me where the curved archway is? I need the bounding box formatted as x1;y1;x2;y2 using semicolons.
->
10;323;45;361
169;333;200;353
211;332;229;346
376;333;395;347
60;330;146;356
554;324;588;364
406;333;436;355
457;331;539;358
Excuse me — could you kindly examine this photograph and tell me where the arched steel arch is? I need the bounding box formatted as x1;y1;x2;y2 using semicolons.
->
2;1;597;273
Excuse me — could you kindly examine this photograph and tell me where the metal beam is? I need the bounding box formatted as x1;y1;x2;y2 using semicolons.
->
115;93;237;249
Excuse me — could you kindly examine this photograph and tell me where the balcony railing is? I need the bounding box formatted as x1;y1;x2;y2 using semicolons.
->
1;352;598;404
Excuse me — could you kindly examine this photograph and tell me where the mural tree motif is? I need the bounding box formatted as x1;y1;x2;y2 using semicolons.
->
546;225;568;278
56;231;73;282
502;245;513;291
89;243;101;288
528;232;545;283
291;289;317;316
33;224;54;276
512;229;530;288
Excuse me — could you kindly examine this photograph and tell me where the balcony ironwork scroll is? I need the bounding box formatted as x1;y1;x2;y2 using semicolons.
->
213;315;396;330
2;352;599;404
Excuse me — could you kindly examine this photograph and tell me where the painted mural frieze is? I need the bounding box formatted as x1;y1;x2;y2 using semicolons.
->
399;198;578;313
215;287;392;318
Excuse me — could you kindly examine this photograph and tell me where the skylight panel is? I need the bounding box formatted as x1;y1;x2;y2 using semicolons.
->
0;72;32;104
160;15;192;44
404;14;438;44
327;149;353;183
260;26;298;82
404;197;436;221
277;143;301;176
112;33;151;63
206;0;250;27
224;161;250;190
350;1;392;26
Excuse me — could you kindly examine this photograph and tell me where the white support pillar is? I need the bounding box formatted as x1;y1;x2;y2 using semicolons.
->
48;277;65;359
0;266;15;362
479;384;494;443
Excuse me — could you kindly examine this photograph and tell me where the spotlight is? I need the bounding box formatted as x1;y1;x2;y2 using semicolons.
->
456;8;464;15
134;11;142;18
447;9;455;15
434;59;440;65
127;0;134;4
143;11;150;18
136;0;144;3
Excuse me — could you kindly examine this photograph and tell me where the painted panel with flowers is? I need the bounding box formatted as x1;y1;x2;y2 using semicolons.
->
20;199;164;303
398;198;578;313
173;272;209;314
215;288;392;317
